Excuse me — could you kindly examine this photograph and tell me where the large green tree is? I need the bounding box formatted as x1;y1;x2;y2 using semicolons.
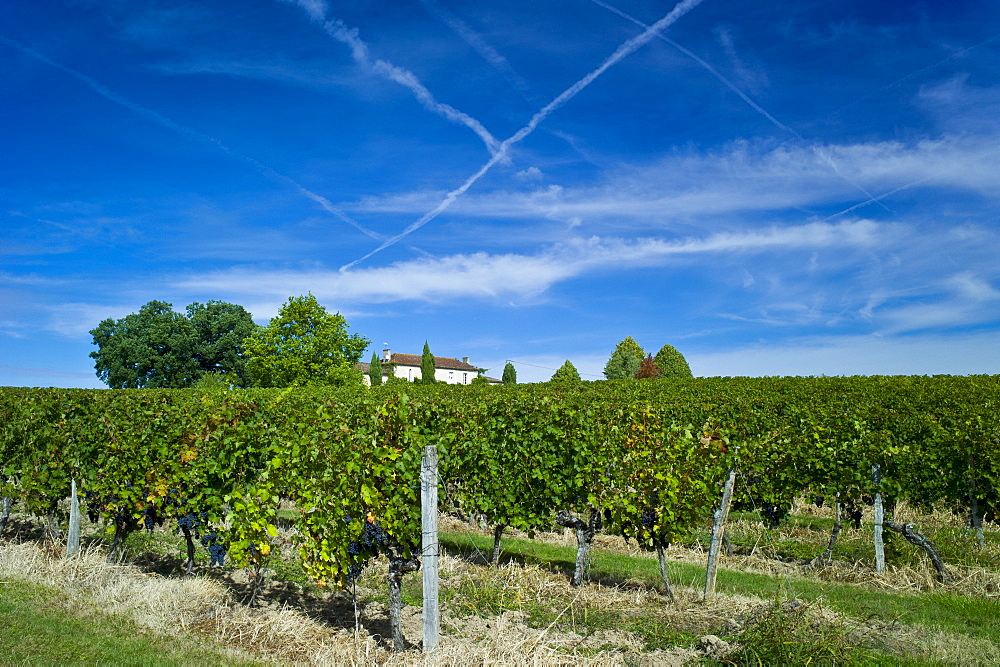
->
90;300;256;389
186;301;257;386
550;360;581;382
654;344;693;378
603;336;645;379
418;341;437;384
502;362;517;385
244;294;369;387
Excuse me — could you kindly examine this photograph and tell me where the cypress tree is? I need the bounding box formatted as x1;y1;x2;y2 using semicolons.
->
502;362;517;385
368;352;384;386
419;341;437;384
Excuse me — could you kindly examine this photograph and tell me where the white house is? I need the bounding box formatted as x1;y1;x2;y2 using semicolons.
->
360;349;500;385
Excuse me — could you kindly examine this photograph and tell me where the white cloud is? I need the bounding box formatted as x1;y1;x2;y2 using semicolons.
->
152;58;356;88
45;302;163;338
175;219;892;305
873;271;1000;334
280;0;328;23
345;134;1000;228
515;166;544;181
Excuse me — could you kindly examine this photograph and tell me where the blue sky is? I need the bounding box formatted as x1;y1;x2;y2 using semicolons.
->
3;0;1000;385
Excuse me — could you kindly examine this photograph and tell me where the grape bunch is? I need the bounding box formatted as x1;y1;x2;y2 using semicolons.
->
200;532;226;566
176;512;199;536
344;516;391;583
761;504;789;529
142;505;163;533
82;489;101;523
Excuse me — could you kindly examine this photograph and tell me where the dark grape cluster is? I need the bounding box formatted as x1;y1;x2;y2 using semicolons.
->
359;519;390;550
846;506;863;529
761;504;789;529
82;489;100;523
208;543;226;566
143;505;163;533
176;512;199;534
200;532;226;566
344;517;390;583
640;508;657;529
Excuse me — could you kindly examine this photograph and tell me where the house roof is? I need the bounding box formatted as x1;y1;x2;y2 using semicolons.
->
388;353;480;372
357;354;481;373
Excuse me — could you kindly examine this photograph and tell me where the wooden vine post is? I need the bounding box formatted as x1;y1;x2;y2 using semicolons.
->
421;445;440;653
704;468;737;600
872;464;885;573
66;478;81;558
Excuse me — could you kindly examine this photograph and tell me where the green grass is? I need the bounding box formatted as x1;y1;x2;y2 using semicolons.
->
0;580;261;665
723;510;1000;570
440;529;1000;647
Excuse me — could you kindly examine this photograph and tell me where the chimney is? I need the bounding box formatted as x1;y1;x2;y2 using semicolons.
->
383;348;391;362
462;356;470;365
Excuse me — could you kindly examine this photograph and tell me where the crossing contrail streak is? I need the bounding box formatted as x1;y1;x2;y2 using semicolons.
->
283;1;501;155
588;0;793;135
821;177;933;222
341;0;707;270
586;0;890;214
0;35;382;241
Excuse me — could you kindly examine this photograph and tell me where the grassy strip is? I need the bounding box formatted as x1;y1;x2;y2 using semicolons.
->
0;580;260;665
724;510;1000;569
440;529;1000;645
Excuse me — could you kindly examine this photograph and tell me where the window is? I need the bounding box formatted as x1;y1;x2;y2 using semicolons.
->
463;373;468;384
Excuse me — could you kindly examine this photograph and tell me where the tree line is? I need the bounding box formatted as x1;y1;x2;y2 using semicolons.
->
89;296;692;389
90;294;367;389
549;336;693;382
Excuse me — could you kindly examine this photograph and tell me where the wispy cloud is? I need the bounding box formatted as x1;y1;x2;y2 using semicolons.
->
281;0;327;23
151;58;355;88
342;0;708;268
874;271;1000;334
44;302;140;338
281;1;501;155
418;0;533;96
0;34;382;242
177;219;887;306
713;25;770;93
344;135;1000;230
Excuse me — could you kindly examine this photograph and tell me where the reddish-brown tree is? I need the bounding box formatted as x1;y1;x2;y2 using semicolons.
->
634;354;662;379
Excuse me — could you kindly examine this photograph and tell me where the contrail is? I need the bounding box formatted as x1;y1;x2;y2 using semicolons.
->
588;0;793;135
341;0;707;270
418;0;534;97
9;211;154;257
0;35;382;241
282;1;501;155
830;32;1000;117
586;0;891;213
821;176;933;222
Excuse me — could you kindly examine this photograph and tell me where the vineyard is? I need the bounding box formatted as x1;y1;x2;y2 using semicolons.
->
1;376;999;662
